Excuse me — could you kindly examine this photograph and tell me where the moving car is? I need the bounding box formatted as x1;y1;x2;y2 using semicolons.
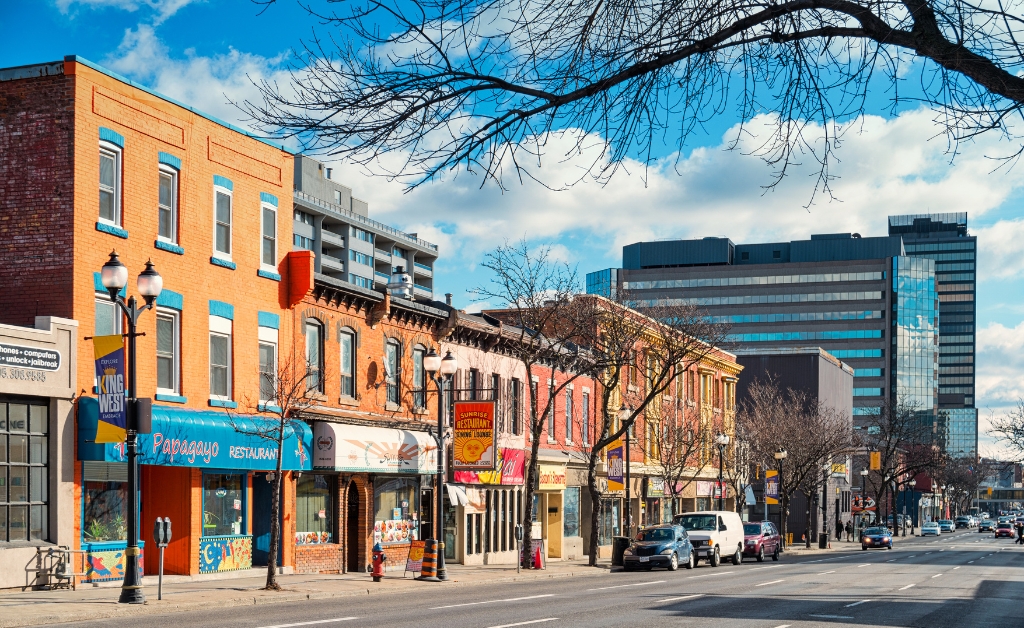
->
742;521;781;562
955;516;972;529
921;521;941;536
995;522;1015;539
674;511;745;567
623;524;695;571
938;520;956;533
861;526;893;550
979;520;995;532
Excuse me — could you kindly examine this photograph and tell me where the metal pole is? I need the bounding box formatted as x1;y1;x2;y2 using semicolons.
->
436;375;448;581
625;427;631;537
158;545;164;601
118;297;144;605
779;458;785;550
820;465;828;548
717;445;724;512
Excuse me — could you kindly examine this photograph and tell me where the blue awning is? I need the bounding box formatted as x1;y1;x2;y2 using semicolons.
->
78;397;312;471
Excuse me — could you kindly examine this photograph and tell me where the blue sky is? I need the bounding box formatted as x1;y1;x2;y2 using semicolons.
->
3;0;1023;453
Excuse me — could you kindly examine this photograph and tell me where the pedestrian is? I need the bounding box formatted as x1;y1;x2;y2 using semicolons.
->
845;520;853;542
836;524;843;542
1016;521;1024;545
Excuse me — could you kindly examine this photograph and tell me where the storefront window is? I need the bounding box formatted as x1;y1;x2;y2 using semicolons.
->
563;487;580;537
203;473;245;536
373;477;419;544
0;400;49;542
296;474;335;544
82;462;127;542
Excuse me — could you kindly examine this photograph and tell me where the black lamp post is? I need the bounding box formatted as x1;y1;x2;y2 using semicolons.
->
619;406;632;537
859;468;869;538
909;479;917;535
423;347;457;582
100;251;162;605
774;448;787;549
716;433;730;511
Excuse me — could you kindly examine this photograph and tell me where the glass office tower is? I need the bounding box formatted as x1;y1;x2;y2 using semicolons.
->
891;256;939;434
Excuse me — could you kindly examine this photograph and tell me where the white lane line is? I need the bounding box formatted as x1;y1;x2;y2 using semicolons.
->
845;600;871;608
886;559;896;562
747;566;781;571
487;620;559;628
809;615;853;620
899;584;915;591
968;560;975;563
773;625;792;628
588;580;666;591
818;570;836;575
857;564;870;567
755;579;786;587
431;594;555;609
932;574;943;578
655;594;703;603
953;566;961;570
256;620;357;628
686;572;728;579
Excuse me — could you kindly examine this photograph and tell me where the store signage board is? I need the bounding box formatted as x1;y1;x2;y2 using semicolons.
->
452;401;497;471
538;464;567;490
312;422;437;474
453;448;525;485
0;343;61;371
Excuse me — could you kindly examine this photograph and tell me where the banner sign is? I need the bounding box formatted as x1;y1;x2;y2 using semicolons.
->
831;463;848;478
869;451;881;471
697;481;728;499
0;343;61;371
452;401;497;471
93;334;127;443
406;540;425;573
453;448;526;485
764;470;779;505
607;439;624;492
648;477;665;497
538;464;566;491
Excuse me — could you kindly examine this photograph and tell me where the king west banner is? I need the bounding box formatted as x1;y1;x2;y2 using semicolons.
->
92;334;127;443
452;400;497;471
764;469;779;505
607;439;625;491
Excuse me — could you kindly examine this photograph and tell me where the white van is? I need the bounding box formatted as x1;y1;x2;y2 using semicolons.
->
673;511;746;566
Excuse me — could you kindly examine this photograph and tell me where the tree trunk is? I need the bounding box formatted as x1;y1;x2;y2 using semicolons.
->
780;496;789;550
521;441;540;568
586;452;602;567
266;432;284;590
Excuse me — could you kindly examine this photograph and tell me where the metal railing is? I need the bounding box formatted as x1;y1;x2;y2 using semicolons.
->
414;261;433;272
294;190;438;251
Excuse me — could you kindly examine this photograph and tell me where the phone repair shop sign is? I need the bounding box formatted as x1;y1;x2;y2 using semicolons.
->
0;343;61;372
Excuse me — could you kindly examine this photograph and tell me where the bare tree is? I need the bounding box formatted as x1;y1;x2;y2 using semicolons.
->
246;0;1024;195
991;398;1024;461
935;455;984;516
739;379;852;548
231;350;325;590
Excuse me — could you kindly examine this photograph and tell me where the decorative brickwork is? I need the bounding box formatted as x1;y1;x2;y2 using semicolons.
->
295;543;342;574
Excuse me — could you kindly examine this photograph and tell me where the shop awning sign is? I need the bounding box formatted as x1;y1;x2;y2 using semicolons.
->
452;401;496;471
313;422;437;474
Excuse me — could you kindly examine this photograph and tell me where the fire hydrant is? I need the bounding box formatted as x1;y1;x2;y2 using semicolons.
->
371;542;386;582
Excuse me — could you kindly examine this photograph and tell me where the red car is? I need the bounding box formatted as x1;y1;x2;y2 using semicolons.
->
742;521;781;562
995;523;1015;538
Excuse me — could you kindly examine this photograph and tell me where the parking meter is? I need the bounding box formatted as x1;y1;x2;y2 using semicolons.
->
153;517;172;599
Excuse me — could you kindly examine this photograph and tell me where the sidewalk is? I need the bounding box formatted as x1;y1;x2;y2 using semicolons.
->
0;560;612;628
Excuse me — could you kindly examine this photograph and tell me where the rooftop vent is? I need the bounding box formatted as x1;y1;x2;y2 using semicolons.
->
387;266;413;299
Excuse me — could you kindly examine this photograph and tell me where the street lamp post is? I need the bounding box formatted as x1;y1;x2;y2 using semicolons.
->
716;433;730;512
859;468;869;539
423;348;457;582
100;252;162;605
909;479;917;535
774;448;787;549
619;406;632;537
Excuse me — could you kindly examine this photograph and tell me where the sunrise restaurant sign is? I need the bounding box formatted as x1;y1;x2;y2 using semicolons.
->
452;401;497;471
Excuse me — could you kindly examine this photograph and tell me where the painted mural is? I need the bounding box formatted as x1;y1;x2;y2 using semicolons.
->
82;545;144;583
199;536;253;573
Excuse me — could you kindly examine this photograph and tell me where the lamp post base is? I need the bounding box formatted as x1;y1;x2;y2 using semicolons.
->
117;586;146;604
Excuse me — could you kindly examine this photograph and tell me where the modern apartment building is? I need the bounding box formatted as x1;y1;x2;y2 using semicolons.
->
292;155;438;298
587;232;940;439
888;213;978;457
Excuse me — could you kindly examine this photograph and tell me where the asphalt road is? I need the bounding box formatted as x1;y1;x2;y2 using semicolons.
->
58;530;1024;628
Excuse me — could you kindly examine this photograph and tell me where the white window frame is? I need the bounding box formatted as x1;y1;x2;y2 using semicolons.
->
565;385;574;445
99;142;122;226
258;325;279;404
261;202;277;270
157;166;179;244
94;294;122;336
209;315;233;401
155;308;180;396
212;185;233;260
339;328;355;399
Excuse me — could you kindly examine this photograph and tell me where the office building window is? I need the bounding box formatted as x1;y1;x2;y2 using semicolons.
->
156;309;180;395
99;143;121;225
492;374;502;431
306;320;324;393
262;204;277;268
213;187;232;258
294;234;314;250
158;167;178;243
348;274;373;289
350;250;373;266
0;401;49;542
294;210;314;225
468;369;479;400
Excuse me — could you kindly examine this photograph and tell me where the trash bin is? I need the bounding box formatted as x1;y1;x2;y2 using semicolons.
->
612;536;631;566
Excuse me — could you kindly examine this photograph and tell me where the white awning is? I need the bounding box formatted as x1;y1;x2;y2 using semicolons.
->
446;484;469;506
313;422;437;474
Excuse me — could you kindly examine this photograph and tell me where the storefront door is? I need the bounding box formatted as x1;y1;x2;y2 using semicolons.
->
252;473;281;566
346;481;360;572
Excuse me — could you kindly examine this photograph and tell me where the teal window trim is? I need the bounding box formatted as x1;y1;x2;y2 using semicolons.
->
213;175;234;191
257;311;280;330
99;127;124;147
260;192;278;207
96;222;129;239
155;394;187;404
158;152;182;170
156;289;183;311
257;269;281;282
209;300;234;320
258;403;283;413
210;257;237;270
155;240;184;255
208;399;238;409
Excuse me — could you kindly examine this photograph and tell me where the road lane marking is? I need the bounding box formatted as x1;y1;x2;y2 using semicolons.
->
773;625;792;628
818;570;836;575
487;620;559;628
968;561;974;563
899;584;915;591
755;579;786;587
932;574;943;578
809;615;853;619
746;566;781;571
953;566;961;570
857;564;870;567
845;600;871;607
655;594;702;603
256;620;357;628
686;572;728;579
588;580;666;591
431;594;555;609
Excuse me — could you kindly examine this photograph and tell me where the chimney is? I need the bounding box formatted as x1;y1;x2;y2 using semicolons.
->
445;293;453;306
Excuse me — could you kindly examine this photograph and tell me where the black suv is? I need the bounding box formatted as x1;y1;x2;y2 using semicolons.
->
623;524;695;571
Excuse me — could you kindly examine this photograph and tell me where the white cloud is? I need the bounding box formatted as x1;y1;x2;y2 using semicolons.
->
974;219;1024;281
977;321;1024;407
56;0;199;24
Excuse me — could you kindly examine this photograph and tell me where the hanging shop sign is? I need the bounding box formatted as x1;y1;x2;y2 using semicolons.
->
765;470;779;505
538;464;566;491
312;422;437;474
78;397;312;470
452;401;497;471
453;448;526;485
92;335;127;443
647;477;665;497
607;439;625;492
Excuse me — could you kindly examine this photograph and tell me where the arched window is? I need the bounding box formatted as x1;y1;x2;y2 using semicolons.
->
385;338;401;405
339;327;355;398
305;319;324;392
412;345;426;409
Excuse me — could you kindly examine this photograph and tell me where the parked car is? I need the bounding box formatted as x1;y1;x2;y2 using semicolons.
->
673;511;745;567
742;521;781;562
623;524;695;571
921;521;941;536
861;526;893;550
995;523;1015;539
938;520;956;533
979;520;995;532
